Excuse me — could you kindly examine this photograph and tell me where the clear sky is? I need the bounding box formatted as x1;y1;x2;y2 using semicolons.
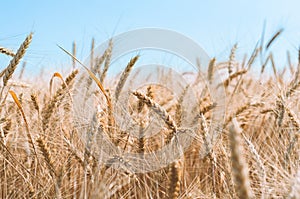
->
1;0;300;74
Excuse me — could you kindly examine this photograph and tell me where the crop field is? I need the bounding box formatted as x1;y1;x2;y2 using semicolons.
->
0;32;299;198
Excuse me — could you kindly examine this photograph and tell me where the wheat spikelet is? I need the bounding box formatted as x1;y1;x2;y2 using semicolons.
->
84;44;111;98
137;120;146;155
37;136;55;174
28;184;35;198
207;58;216;84
242;134;266;199
275;95;285;127
175;86;189;127
167;160;181;199
224;102;251;127
82;42;113;114
3;32;33;86
65;69;79;86
286;106;300;130
30;93;40;113
287;81;300;98
99;39;113;83
72;41;76;69
63;137;86;169
200;102;217;115
42;96;58;132
0;68;6;78
265;28;284;50
223;69;248;87
115;55;139;101
94;42;112;77
136;88;151;156
285;106;300;163
0;47;15;57
228;43;238;75
42;70;78;131
199;112;212;158
37;136;62;199
229;118;253;199
137;85;153;112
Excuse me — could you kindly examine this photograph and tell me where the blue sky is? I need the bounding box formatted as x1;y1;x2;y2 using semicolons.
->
1;1;300;74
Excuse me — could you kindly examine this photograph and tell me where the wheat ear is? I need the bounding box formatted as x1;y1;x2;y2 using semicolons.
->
229;118;253;199
0;47;15;57
30;93;40;114
242;134;266;199
94;42;112;77
207;58;216;84
3;32;33;86
72;41;76;69
265;28;284;50
228;43;238;75
222;69;247;88
133;91;177;144
115;55;139;101
99;39;113;83
37;136;62;199
167;161;181;199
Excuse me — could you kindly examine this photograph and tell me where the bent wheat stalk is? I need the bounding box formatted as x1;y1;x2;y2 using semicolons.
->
9;90;38;160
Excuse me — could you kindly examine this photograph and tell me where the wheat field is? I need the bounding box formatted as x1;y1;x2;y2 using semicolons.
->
0;32;299;199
